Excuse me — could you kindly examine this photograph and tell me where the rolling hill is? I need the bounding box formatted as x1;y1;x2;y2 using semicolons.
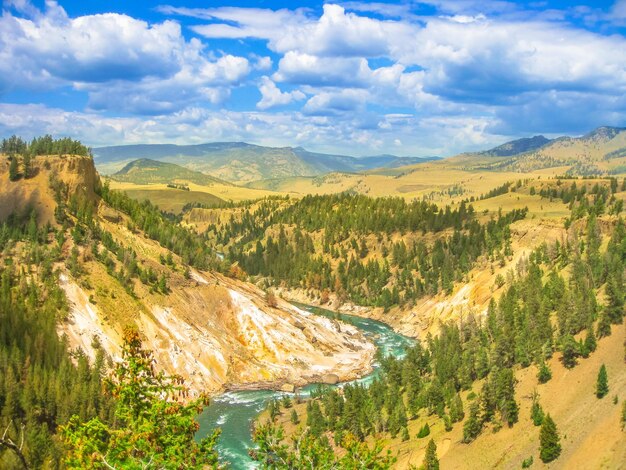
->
111;158;232;186
93;142;438;182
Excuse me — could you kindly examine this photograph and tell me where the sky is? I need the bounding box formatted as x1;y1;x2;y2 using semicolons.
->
1;0;626;157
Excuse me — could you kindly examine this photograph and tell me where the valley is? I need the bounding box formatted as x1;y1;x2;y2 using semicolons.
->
1;130;626;469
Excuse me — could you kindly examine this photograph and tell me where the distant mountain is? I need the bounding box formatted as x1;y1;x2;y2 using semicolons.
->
582;126;626;141
292;148;438;173
478;126;626;175
111;158;232;186
93;142;438;183
479;135;552;157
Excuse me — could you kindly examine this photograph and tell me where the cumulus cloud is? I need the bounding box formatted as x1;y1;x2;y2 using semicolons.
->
0;1;250;113
0;102;508;157
2;1;626;155
273;52;373;87
303;89;369;115
257;77;305;110
188;4;410;58
174;2;626;135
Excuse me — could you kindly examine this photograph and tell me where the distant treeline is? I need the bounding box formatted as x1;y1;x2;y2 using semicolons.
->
1;135;91;158
205;194;526;308
166;183;190;191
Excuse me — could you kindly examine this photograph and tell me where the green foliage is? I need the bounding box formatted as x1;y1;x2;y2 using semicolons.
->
539;414;561;463
449;394;464;423
22;154;31;179
250;421;396;469
462;402;482;443
596;364;609;399
8;156;18;181
560;335;580;368
2;134;91;157
101;185;221;271
521;455;534;468
0;223;113;468
531;396;544;426
62;327;220;469
422;438;439;470
537;361;552;384
416;423;431;438
217;194;525;308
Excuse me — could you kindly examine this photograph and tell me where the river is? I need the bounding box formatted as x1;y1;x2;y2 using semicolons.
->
196;304;414;469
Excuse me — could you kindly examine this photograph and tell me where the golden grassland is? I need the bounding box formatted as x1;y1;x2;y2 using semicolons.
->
107;180;286;212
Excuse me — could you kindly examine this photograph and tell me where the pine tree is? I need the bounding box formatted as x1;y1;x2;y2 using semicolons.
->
537;361;552;384
9;156;18;181
290;409;299;425
561;335;579;368
584;327;597;353
597;310;612;337
596;364;609;398
423;439;439;470
605;271;625;324
23;154;31;179
449;393;465;423
531;396;544;426
462;401;482;443
539;414;561;463
416;423;430;438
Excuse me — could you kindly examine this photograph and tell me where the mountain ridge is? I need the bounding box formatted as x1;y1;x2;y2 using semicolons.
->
93;142;439;182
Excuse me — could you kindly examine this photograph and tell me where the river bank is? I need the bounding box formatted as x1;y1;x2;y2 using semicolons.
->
196;304;415;469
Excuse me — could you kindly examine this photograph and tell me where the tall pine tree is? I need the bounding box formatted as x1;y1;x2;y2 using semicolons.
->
596;364;609;398
423;439;439;470
539;414;561;463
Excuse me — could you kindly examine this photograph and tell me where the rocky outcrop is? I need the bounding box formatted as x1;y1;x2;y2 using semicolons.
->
59;266;375;397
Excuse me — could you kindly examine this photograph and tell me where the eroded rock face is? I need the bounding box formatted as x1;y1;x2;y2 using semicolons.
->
59;270;375;397
4;154;375;397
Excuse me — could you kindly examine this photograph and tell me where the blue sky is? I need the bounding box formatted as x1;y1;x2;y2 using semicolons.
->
1;0;625;156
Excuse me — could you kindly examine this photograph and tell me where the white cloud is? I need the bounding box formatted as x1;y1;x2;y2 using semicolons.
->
3;1;626;154
273;52;373;87
257;77;305;110
251;55;273;71
0;2;251;113
187;4;412;58
181;3;626;108
303;89;369;115
0;102;509;157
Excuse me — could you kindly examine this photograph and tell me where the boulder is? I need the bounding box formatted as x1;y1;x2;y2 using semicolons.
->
320;373;340;385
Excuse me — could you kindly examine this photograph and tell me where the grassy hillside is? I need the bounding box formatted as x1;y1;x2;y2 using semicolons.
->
267;322;626;469
117;187;225;214
483;127;626;174
108;180;285;208
111;158;232;186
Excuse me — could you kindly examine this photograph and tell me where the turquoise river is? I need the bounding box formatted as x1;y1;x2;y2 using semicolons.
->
196;304;415;469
